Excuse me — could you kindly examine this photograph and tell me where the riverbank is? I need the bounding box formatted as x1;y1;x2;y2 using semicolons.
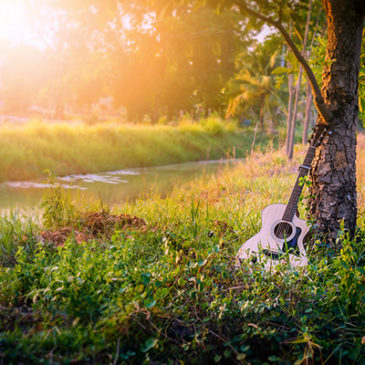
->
0;136;364;363
0;117;280;182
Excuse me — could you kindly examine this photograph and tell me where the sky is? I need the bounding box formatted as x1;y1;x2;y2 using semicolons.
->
0;0;54;50
0;1;275;50
0;1;35;45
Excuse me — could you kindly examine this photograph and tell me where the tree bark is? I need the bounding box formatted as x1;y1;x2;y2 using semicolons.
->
302;11;322;144
259;103;264;130
287;66;303;159
309;0;365;240
251;119;259;154
302;80;313;144
285;25;294;156
285;71;294;155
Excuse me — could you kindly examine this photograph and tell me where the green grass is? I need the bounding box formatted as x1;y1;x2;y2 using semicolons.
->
0;117;280;182
0;138;364;364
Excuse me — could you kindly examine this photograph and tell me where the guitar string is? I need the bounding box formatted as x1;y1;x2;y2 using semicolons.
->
271;127;327;242
277;149;314;238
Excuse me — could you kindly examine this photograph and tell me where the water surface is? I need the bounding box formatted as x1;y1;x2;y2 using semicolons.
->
0;159;240;211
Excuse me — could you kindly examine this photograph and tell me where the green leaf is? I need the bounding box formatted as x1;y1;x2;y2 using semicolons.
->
140;337;158;353
214;354;222;363
144;298;156;309
268;355;282;362
141;273;151;285
236;353;246;361
240;344;250;352
359;96;365;113
272;66;293;75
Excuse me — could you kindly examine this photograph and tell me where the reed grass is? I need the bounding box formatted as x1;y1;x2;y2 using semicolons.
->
0;117;280;182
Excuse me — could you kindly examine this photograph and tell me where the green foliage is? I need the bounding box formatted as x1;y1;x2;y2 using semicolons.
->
157;115;169;125
0;213;38;267
199;116;227;136
41;184;79;229
1;212;364;363
226;36;287;129
271;66;294;76
1;142;364;363
308;35;326;86
0;119;278;183
107;4;245;120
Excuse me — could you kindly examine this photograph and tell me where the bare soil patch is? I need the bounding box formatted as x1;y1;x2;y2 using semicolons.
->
40;212;148;246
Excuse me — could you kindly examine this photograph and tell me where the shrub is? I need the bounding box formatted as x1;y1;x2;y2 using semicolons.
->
200;116;227;136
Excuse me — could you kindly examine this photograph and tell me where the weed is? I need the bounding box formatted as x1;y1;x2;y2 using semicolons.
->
41;183;79;229
0;137;364;363
0;212;38;267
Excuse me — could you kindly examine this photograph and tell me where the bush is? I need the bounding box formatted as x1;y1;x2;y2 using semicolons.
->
157;115;168;125
200;116;227;136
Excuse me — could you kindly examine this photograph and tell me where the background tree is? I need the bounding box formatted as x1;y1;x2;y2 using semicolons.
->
286;0;312;160
1;0;363;243
108;5;245;121
172;0;364;240
238;0;364;240
226;37;286;133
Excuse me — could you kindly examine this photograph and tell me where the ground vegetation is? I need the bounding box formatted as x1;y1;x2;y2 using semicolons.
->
1;135;364;364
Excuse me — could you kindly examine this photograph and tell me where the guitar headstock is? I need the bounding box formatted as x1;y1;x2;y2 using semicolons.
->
309;124;329;148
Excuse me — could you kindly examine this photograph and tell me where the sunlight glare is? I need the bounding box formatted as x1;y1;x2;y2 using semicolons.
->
0;0;36;45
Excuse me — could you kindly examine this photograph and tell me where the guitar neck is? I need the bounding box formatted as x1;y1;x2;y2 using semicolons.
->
282;146;317;222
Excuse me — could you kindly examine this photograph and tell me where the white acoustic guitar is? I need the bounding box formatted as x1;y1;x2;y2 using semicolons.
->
237;125;328;269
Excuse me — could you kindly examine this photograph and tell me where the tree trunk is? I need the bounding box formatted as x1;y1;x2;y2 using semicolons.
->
287;67;303;159
302;7;321;145
251;120;259;154
285;71;294;155
302;80;313;144
309;0;364;240
288;0;312;160
285;25;294;156
259;103;264;130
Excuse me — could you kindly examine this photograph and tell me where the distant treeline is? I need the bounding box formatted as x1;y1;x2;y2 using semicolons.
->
0;2;319;128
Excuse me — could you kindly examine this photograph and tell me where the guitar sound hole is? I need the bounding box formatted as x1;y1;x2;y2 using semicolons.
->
274;222;293;239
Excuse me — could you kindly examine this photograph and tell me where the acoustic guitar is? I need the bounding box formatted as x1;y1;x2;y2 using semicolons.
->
236;125;328;269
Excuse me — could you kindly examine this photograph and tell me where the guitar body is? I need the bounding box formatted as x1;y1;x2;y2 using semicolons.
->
237;204;309;269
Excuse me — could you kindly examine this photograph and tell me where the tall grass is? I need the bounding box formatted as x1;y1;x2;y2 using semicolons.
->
0;136;364;363
0;117;280;182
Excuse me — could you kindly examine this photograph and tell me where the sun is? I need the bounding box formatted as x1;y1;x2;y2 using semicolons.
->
0;0;36;45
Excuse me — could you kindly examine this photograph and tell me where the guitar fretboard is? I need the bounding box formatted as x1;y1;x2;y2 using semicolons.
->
282;146;317;222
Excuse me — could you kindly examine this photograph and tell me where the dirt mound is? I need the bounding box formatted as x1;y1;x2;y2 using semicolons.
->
40;227;93;247
82;212;147;235
40;227;73;246
40;211;148;247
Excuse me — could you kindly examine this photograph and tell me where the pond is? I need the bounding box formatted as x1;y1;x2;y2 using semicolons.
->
0;159;241;212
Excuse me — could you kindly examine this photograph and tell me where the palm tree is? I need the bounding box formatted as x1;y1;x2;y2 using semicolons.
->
226;39;286;133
